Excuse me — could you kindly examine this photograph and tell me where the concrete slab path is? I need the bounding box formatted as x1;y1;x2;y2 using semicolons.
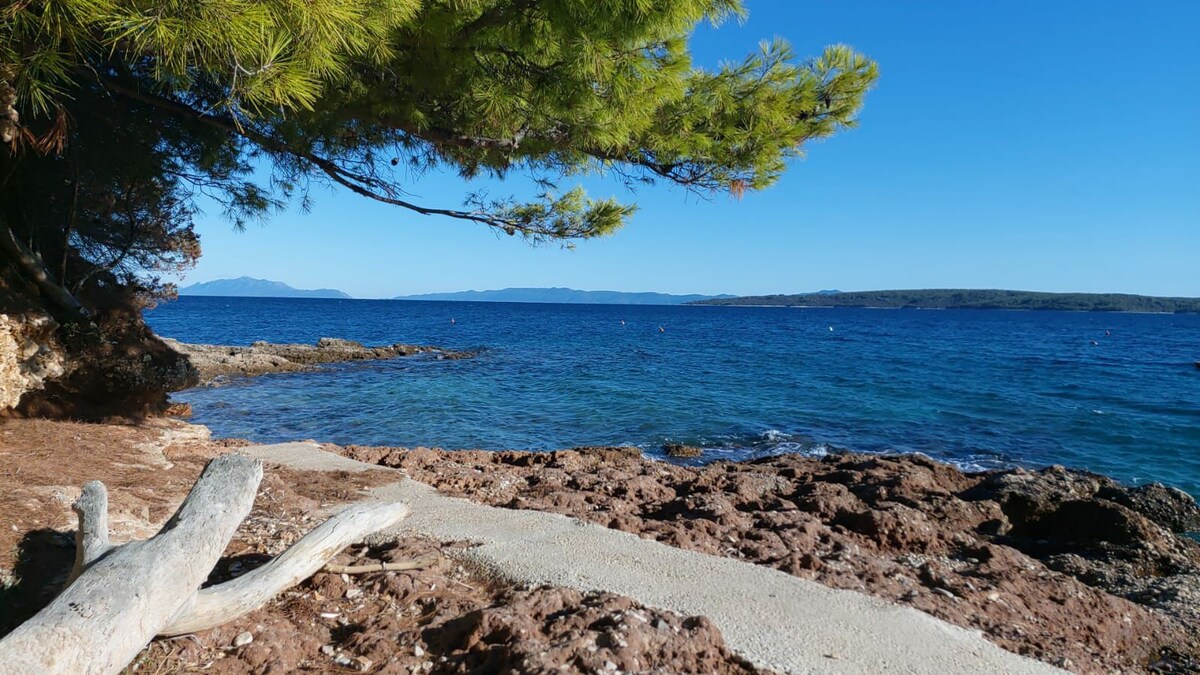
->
240;442;1062;675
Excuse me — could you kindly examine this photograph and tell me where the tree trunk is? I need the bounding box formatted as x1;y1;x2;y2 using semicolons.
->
0;453;411;674
0;455;262;674
0;222;86;318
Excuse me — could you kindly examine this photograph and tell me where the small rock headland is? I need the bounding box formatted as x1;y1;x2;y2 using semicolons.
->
164;337;475;384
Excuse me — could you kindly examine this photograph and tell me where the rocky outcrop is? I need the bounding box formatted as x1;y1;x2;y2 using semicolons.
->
1;313;198;418
962;466;1200;638
0;313;66;410
1;262;200;418
663;443;703;458
337;445;1200;673
165;338;475;384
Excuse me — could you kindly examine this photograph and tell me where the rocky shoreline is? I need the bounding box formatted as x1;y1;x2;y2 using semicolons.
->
164;338;475;384
1;418;1197;673
336;444;1200;673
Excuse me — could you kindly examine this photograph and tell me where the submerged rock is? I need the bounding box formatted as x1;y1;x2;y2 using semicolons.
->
663;443;703;458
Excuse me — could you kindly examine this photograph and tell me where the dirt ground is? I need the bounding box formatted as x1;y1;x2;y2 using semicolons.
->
0;419;766;675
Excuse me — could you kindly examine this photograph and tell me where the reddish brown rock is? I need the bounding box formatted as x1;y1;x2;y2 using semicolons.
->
422;588;760;675
335;444;1200;673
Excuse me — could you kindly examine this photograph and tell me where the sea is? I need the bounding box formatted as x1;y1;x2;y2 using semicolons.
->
146;297;1200;498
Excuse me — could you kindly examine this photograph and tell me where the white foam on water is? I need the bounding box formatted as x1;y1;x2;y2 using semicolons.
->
760;429;788;442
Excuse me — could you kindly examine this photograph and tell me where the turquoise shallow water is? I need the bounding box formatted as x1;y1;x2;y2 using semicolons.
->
147;297;1200;497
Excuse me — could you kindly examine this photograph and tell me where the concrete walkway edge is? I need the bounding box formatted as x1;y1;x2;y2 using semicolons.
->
240;442;1062;675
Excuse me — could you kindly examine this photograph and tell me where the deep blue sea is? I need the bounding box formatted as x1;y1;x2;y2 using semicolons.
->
146;297;1200;498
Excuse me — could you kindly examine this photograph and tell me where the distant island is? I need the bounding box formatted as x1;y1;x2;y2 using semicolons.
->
694;289;1200;313
180;277;351;299
394;287;735;305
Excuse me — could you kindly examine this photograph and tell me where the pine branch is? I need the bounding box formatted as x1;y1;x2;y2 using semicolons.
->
87;72;571;238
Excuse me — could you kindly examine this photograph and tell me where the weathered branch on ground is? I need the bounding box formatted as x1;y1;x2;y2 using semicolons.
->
0;454;261;674
67;480;110;585
0;453;411;674
160;500;411;636
323;553;439;575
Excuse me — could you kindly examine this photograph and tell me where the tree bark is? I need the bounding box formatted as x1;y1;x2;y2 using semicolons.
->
0;222;86;317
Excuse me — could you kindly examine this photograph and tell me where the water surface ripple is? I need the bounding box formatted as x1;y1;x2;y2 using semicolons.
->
147;297;1200;497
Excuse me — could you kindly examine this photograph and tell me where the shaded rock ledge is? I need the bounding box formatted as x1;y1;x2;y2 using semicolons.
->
164;337;476;384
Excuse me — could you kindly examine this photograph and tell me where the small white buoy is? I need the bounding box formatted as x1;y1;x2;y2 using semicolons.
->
829;326;834;332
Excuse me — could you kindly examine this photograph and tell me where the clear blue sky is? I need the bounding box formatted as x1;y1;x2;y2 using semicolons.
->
183;0;1200;299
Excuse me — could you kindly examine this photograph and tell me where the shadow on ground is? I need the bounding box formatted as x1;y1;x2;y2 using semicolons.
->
0;528;75;637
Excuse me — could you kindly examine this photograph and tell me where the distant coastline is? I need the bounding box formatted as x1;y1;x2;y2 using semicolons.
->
393;287;735;305
693;289;1200;313
180;276;351;299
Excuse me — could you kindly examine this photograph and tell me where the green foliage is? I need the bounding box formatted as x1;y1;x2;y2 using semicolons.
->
698;290;1200;313
1;0;877;305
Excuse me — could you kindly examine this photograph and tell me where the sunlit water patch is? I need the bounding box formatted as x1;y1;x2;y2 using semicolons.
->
148;297;1200;497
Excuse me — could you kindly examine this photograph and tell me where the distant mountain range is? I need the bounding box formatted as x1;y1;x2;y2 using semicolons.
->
393;287;735;305
180;277;351;299
694;289;1200;313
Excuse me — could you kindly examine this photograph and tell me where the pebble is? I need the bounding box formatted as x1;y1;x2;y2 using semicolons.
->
232;631;253;648
320;645;335;656
932;587;957;600
653;618;670;630
414;644;425;657
345;588;362;600
354;656;373;671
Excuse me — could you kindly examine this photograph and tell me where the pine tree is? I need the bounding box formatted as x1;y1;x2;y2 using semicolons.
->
0;0;877;414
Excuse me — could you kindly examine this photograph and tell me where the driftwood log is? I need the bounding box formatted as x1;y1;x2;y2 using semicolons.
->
0;453;410;674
